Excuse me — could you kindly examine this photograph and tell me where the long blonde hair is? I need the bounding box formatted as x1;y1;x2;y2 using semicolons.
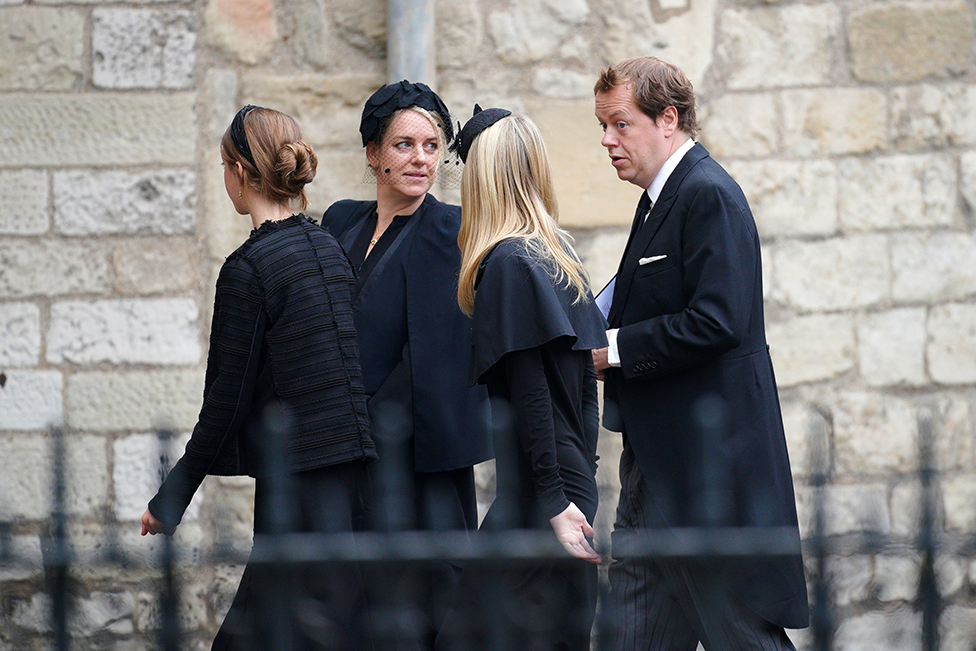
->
457;114;590;315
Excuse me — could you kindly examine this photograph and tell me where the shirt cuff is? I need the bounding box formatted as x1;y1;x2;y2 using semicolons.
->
607;329;621;367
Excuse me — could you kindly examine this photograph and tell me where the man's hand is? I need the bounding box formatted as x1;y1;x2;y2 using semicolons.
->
549;503;601;564
592;346;610;381
141;508;176;536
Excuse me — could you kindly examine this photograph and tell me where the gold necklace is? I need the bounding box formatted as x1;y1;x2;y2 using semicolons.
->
369;237;378;246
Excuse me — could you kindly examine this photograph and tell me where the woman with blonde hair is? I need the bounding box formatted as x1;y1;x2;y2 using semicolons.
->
438;108;607;651
142;105;376;650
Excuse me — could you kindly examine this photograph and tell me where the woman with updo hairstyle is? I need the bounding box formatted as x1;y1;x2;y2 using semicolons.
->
322;81;492;649
437;109;607;651
142;106;376;651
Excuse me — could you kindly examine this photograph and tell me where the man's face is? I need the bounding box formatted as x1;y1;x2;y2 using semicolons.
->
595;84;670;190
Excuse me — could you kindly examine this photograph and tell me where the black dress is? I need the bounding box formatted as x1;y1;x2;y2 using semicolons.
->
437;238;608;651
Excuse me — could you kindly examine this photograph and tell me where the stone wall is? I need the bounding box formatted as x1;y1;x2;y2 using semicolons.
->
0;0;974;648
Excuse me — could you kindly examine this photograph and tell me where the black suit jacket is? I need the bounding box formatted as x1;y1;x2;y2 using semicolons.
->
605;143;809;629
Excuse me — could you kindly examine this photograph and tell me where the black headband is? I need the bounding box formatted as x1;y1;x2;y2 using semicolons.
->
456;104;512;163
360;80;454;147
230;105;261;168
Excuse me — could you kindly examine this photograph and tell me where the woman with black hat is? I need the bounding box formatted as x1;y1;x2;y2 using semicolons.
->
321;81;492;650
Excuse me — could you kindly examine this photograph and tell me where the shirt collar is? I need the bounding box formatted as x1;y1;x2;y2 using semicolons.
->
646;137;695;205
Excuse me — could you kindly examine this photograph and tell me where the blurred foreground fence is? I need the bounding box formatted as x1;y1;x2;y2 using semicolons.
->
2;409;975;650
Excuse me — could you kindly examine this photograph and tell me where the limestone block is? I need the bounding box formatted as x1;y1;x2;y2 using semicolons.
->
890;481;923;539
874;554;920;602
304;150;377;217
10;593;51;632
111;237;199;295
942;473;976;532
718;4;840;89
436;0;482;70
961;150;976;213
54;169;196;236
848;1;972;83
834;609;921;651
332;0;386;58
827;555;871;607
725;159;837;238
205;0;277;65
942;606;976;651
0;170;48;235
950;84;976;146
932;396;974;471
0;93;196;166
937;555;966;597
201;149;255;260
205;68;239;141
488;0;588;65
0;302;40;367
782;89;887;156
699;93;779;158
69;591;136;636
839;154;956;231
856;309;927;387
774;235;889;311
113;432;199;522
0;240;111;299
0;371;63;431
766;314;855;387
92;8;195;89
0;6;84;90
525;98;644;229
533;68;597;99
570;227;630;292
832;392;917;476
891;84;976;149
891;232;976;304
65;369;203;431
928;304;976;384
47;298;201;365
0;535;42;581
796;484;889;536
240;74;383;149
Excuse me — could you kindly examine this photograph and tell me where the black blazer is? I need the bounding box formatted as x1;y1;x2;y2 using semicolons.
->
323;195;492;473
605;143;809;629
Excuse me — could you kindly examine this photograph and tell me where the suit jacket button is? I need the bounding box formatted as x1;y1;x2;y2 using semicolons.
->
650;361;658;369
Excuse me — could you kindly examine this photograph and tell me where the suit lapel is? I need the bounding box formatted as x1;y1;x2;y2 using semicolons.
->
609;143;709;326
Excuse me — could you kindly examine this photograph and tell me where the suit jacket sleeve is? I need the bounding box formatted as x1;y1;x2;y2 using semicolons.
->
616;177;757;381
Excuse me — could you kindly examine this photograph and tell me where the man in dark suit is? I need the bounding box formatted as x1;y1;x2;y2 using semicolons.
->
591;57;809;650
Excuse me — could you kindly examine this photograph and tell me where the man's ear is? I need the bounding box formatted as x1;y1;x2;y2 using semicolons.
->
658;106;679;136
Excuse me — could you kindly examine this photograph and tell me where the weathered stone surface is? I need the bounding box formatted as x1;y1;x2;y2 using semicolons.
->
205;68;239;141
525;98;644;229
891;480;926;538
303;150;377;216
943;606;976;651
766;314;855;387
0;535;42;581
65;369;203;431
240;73;383;149
0;371;63;431
0;93;196;166
69;591;136;636
111;237;199;295
937;555;966;597
47;298;201;365
891;84;976;149
927;304;976;384
772;236;889;311
571;227;630;292
827;555;872;607
857;309;927;387
782;89;887;156
848;1;972;83
92;8;195;89
333;0;386;58
832;392;917;476
700;93;779;159
0;302;40;367
960;151;976;214
933;396;974;472
54;169;196;236
891;232;976;303
874;554;920;602
839;155;956;231
0;6;84;90
113;432;199;521
205;0;277;65
725;159;837;237
834;609;921;651
779;402;831;478
718;4;840;89
0;170;48;235
533;68;596;99
201;149;259;259
436;0;482;70
942;474;976;532
0;240;111;299
796;484;889;537
488;0;588;65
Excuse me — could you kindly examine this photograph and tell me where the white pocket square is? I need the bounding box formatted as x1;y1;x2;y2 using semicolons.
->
638;255;668;265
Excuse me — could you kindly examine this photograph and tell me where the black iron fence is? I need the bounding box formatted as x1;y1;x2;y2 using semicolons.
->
1;409;974;650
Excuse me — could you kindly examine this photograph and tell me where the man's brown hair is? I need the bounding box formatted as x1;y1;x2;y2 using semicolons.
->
595;57;699;137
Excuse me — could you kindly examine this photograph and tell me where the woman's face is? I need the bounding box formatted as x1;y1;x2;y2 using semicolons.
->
368;110;439;199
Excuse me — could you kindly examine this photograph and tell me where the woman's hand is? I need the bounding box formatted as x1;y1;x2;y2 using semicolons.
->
141;508;176;536
549;503;601;564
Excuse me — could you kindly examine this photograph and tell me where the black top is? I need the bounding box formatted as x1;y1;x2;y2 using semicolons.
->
149;215;375;527
322;195;492;473
471;238;607;526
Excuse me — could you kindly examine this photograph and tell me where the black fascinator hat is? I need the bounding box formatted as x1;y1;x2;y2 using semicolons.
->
456;104;512;163
360;80;454;147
